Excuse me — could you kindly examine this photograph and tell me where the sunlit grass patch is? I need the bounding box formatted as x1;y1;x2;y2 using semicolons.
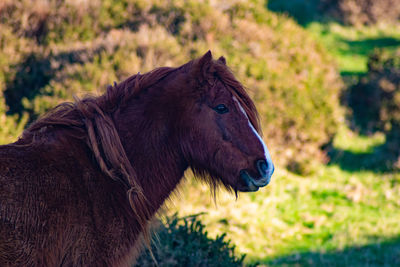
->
333;125;385;154
328;126;392;172
306;22;400;74
168;164;400;265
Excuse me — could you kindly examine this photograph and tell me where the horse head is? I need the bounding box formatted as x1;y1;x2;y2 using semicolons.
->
179;51;275;193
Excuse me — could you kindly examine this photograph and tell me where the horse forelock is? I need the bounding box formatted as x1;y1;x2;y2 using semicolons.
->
213;62;261;134
185;56;260;132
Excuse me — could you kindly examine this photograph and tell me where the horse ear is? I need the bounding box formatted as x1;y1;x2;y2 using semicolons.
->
218;56;226;65
199;50;213;66
192;50;213;78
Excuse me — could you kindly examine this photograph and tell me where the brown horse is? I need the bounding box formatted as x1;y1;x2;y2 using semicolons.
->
0;51;274;266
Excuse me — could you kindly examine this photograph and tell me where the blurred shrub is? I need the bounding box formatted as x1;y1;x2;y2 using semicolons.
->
0;25;31;144
135;214;246;266
268;0;400;26
0;92;28;145
320;0;400;25
348;49;400;133
348;48;400;166
267;0;321;25
0;0;343;174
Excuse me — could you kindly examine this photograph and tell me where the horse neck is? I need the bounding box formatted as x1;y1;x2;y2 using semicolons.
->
113;95;188;214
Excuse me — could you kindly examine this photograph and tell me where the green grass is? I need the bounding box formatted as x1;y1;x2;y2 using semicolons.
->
332;126;385;154
306;22;400;75
327;126;393;172
169;126;400;266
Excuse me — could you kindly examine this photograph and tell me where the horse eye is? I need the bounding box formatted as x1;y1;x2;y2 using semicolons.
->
214;104;229;114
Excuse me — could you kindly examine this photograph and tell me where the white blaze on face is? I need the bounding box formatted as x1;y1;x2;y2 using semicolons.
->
233;97;274;176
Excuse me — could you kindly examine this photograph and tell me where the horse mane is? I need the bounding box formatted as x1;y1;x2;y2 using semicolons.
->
20;66;178;243
17;55;260;233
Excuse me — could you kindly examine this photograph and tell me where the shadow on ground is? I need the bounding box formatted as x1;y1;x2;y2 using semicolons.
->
327;143;395;173
342;37;400;56
262;236;400;266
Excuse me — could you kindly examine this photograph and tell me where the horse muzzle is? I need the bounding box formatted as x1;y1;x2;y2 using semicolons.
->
239;159;274;192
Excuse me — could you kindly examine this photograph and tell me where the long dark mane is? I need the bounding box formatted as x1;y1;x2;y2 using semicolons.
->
19;67;177;241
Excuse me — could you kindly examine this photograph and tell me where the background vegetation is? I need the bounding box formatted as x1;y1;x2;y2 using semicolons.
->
0;0;399;266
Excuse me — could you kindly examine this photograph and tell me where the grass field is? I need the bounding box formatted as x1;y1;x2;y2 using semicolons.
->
306;22;400;75
167;22;400;266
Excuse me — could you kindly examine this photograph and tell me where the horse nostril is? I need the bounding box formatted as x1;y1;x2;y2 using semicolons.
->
256;159;268;176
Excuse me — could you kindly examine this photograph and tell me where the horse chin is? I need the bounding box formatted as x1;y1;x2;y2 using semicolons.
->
237;184;259;192
237;169;271;192
233;175;260;192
